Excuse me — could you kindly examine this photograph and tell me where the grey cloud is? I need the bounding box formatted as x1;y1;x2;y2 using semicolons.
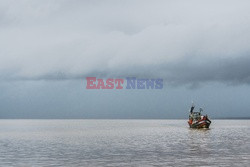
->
1;0;250;86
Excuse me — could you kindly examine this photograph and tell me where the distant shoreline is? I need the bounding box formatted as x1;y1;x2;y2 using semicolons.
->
0;118;250;120
213;117;250;120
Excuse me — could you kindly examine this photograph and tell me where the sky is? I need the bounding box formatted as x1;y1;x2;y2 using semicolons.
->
1;0;250;119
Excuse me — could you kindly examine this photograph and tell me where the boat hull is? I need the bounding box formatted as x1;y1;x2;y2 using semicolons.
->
188;119;211;129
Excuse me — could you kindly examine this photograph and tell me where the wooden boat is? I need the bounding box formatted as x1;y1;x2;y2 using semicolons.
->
188;103;211;128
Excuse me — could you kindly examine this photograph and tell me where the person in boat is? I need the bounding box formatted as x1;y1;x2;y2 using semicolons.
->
190;104;195;114
189;104;195;122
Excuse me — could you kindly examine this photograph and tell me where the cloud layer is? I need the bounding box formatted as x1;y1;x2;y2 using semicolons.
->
1;0;250;86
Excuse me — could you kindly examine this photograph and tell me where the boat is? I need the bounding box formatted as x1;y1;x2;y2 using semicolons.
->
188;103;211;128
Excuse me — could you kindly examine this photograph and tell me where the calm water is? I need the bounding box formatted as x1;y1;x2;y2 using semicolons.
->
0;120;249;167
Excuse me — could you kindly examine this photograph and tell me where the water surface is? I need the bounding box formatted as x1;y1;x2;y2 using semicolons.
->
0;120;249;166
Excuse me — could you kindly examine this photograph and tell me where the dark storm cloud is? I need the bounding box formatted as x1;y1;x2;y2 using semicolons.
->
154;55;250;85
1;0;250;86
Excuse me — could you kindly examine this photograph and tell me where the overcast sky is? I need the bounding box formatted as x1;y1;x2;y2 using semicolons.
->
1;0;250;119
